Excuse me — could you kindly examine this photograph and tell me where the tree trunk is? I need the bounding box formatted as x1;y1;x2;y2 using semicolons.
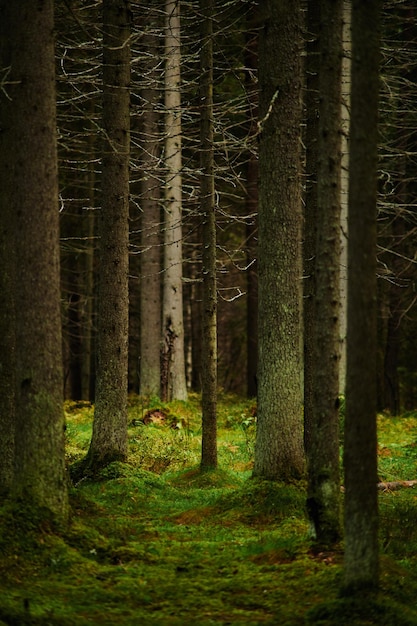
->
162;0;187;402
303;0;320;459
339;0;351;395
190;247;202;391
306;0;343;546
0;13;15;492
253;0;305;482
86;0;131;471
343;0;380;593
245;8;259;400
0;206;14;496
383;298;401;415
81;122;97;402
0;0;68;522
139;11;162;398
200;0;218;471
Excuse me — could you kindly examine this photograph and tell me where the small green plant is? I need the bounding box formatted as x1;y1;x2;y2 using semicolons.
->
380;492;417;557
129;425;199;473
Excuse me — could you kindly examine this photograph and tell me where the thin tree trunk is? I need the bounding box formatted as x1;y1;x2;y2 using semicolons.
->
307;0;343;546
384;222;402;415
303;0;320;459
162;0;187;402
190;246;202;391
343;0;380;593
81;120;97;402
339;0;351;395
200;0;217;471
139;14;162;398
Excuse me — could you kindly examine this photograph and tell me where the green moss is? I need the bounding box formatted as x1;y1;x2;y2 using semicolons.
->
306;593;417;625
2;398;417;624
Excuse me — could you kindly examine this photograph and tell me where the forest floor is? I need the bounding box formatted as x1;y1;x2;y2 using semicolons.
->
2;393;417;624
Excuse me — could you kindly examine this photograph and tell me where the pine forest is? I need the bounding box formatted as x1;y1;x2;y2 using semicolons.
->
2;0;417;623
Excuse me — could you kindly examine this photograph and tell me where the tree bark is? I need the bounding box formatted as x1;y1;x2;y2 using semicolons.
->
0;0;68;522
162;0;187;402
253;0;305;482
343;0;380;593
139;11;162;398
303;0;320;459
0;12;15;492
307;0;343;546
339;0;351;395
200;0;218;471
86;0;131;471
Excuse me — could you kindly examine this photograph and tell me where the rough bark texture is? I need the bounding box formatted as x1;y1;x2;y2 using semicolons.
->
253;0;305;482
162;0;187;402
339;0;351;395
0;11;15;492
0;210;14;495
200;0;218;471
0;0;68;522
343;0;380;593
139;14;162;398
87;0;131;470
303;0;320;459
307;0;343;546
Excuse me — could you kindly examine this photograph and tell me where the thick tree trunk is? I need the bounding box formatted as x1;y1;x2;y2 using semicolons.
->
253;0;305;482
0;0;68;522
87;0;131;470
343;0;380;593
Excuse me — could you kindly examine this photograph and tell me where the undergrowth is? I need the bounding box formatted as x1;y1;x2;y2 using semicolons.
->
1;394;417;624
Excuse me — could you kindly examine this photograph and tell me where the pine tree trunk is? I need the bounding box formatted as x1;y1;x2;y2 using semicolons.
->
253;0;305;482
139;13;162;398
339;0;351;395
162;0;187;401
81;122;97;402
87;0;131;470
0;37;15;492
0;0;68;522
306;0;343;546
303;0;320;459
200;0;217;471
0;206;14;495
343;0;380;593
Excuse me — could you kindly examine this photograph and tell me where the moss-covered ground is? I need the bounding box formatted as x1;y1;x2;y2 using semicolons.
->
2;394;417;624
